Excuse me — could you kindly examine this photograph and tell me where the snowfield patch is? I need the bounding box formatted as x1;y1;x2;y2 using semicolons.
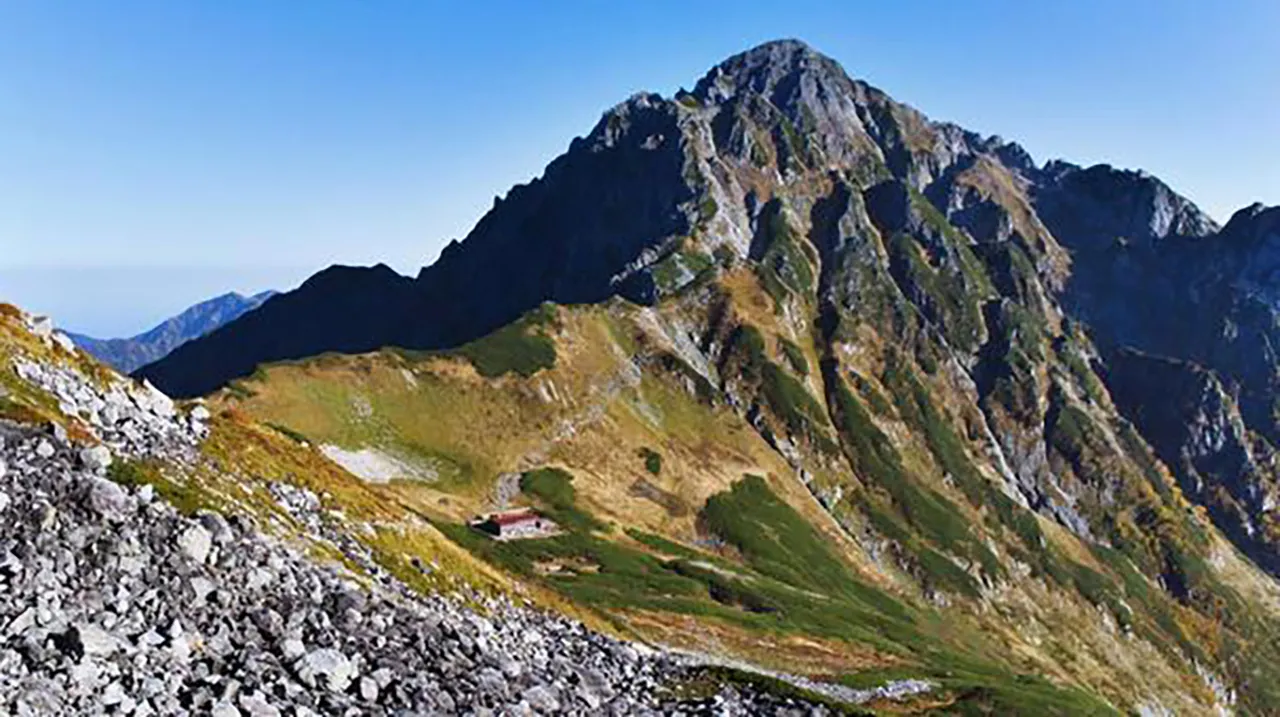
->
319;444;432;483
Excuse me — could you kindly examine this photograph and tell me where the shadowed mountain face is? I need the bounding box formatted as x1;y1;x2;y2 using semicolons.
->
139;40;1280;602
138;265;414;395
67;290;275;373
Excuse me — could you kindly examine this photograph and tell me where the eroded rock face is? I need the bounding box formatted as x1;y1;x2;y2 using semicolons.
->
1107;350;1280;573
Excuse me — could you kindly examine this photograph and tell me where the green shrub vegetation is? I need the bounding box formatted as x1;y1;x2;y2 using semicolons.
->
779;336;809;376
519;468;604;533
830;375;909;489
755;204;816;310
731;325;834;452
909;188;994;296
761;362;828;441
887;233;986;355
653;249;715;295
703;476;861;597
455;306;557;378
638;447;662;475
624;529;706;560
848;371;894;416
1047;401;1109;476
1056;341;1107;406
699;195;719;223
830;372;996;594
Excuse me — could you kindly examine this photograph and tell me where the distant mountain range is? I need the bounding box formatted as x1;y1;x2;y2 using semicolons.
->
69;290;275;373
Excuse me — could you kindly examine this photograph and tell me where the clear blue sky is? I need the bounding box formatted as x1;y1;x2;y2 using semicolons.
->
2;0;1276;336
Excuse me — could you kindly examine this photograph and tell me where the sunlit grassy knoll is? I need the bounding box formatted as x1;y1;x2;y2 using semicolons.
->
182;413;511;596
214;307;635;502
544;370;785;537
202;410;401;522
213;353;540;494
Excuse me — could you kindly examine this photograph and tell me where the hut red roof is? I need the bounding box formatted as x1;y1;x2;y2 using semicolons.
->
489;509;540;527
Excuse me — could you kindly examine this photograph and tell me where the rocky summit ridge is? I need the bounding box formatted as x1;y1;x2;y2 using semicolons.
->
12;38;1280;713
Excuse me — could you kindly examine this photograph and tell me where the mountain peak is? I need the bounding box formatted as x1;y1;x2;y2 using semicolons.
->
1221;201;1280;241
728;37;820;64
692;38;852;105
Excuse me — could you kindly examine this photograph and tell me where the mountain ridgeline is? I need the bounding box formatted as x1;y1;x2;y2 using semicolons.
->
134;40;1280;711
69;290;276;373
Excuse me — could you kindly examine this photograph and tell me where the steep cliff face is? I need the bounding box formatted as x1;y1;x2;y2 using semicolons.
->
131;39;1280;711
404;92;699;347
138;265;415;397
1031;183;1280;571
1107;350;1280;574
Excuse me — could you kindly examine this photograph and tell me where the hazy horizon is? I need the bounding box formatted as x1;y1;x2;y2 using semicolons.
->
0;265;314;337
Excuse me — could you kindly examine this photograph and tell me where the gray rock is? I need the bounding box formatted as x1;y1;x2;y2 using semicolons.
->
296;648;356;692
5;608;36;636
52;332;77;353
0;549;20;576
66;622;119;657
79;444;113;472
522;684;561;712
199;511;234;544
88;477;131;519
177;524;212;564
29;315;54;339
188;576;216;603
237;692;280;717
101;681;127;706
280;637;306;661
139;380;176;418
